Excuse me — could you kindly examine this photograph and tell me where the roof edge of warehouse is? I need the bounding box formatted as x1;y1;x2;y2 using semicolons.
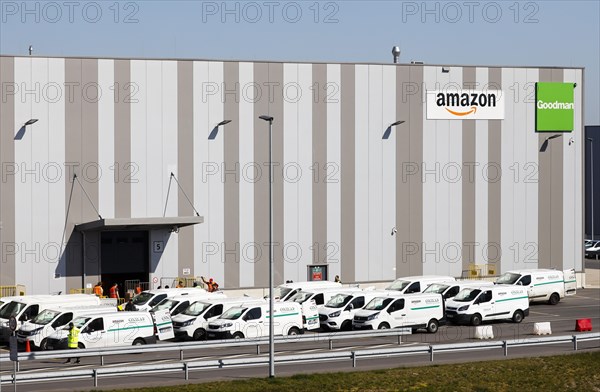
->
0;53;585;70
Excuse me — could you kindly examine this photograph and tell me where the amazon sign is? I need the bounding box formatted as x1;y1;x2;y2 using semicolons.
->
426;90;504;120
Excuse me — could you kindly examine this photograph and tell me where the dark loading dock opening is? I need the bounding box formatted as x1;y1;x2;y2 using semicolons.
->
100;231;149;298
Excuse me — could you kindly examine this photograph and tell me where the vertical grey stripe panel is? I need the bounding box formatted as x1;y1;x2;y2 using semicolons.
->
114;60;131;219
81;59;100;282
0;57;15;285
340;65;355;282
462;67;477;272
253;63;269;288
408;66;424;276
177;61;194;278
270;63;285;286
313;64;328;266
488;68;502;268
537;68;552;269
395;66;411;278
65;59;83;290
223;62;240;288
550;69;564;269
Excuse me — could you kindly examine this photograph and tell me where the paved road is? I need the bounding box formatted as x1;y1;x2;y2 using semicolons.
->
1;289;598;392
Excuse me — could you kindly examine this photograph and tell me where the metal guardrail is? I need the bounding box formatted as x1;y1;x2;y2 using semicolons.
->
0;328;412;365
1;332;598;387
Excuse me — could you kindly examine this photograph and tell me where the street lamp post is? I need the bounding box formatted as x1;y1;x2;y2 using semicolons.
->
259;115;275;378
588;138;595;241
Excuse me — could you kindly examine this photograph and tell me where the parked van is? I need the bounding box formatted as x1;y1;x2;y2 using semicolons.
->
132;288;204;311
319;289;393;331
353;293;444;333
172;297;266;340
0;294;114;341
288;287;361;329
207;302;306;339
445;285;529;326
45;311;164;349
273;281;343;301
386;276;456;294
150;291;226;316
495;269;576;304
17;304;118;349
423;280;495;300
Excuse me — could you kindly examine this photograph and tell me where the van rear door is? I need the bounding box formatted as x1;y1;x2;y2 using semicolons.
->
563;269;577;296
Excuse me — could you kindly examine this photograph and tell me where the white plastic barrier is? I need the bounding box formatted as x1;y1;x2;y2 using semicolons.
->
533;322;552;335
474;325;494;339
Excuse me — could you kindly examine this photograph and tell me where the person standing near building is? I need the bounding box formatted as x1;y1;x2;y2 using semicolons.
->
201;276;219;292
64;323;81;364
93;282;103;297
109;283;119;299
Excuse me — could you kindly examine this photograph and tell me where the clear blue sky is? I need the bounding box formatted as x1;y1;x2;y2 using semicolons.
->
1;0;598;123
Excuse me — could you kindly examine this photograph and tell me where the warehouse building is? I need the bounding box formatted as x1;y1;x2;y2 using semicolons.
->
0;55;584;294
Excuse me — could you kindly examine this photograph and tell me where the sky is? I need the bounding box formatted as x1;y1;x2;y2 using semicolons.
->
1;0;598;123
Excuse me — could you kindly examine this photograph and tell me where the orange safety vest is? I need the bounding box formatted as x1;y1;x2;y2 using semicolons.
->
93;285;103;296
135;286;142;294
109;286;118;298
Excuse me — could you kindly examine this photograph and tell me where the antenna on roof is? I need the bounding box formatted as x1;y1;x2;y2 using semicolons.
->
29;45;33;56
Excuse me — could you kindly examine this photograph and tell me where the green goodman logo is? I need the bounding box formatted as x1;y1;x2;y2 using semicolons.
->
535;82;575;132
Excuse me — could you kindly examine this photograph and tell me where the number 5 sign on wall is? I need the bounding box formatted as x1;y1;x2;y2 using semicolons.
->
153;241;164;253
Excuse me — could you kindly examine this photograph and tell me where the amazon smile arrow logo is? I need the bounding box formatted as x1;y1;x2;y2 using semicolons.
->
445;106;477;116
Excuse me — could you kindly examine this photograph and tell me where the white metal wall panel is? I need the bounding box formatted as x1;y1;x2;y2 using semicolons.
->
368;65;383;280
144;61;164;217
129;60;148;218
475;68;489;267
238;62;255;287
501;68;516;272
381;65;396;280
98;59;115;219
354;65;369;279
525;68;540;268
161;61;178;218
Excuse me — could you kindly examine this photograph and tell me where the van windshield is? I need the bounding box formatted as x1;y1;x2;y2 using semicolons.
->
364;297;393;311
496;273;521;285
289;291;313;304
386;280;410;291
183;302;211;316
65;317;91;330
31;309;61;325
132;292;153;305
273;287;293;300
152;299;177;312
325;294;352;308
453;289;481;302
423;284;450;294
0;302;26;319
221;307;246;320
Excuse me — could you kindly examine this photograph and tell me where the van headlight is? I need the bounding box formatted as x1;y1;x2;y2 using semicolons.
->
329;311;341;318
221;322;233;328
181;319;196;327
458;305;470;311
367;312;379;321
29;327;43;335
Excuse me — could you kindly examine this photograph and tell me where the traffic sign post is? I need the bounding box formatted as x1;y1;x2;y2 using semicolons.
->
8;316;18;391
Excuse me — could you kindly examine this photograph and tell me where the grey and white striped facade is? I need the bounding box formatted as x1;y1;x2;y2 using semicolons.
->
0;56;584;294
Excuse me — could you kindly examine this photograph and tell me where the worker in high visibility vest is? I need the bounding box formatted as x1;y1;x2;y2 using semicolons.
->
93;282;103;297
64;322;81;364
109;283;119;299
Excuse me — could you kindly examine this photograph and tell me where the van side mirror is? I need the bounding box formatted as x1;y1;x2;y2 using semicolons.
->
517;281;523;286
347;304;354;311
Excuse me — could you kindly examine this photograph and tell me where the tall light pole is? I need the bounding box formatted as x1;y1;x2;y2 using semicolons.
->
588;138;595;241
259;114;275;378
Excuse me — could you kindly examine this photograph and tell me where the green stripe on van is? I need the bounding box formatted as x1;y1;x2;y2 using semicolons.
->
564;280;576;284
107;324;153;332
156;321;172;327
410;305;440;311
266;312;300;319
305;316;319;321
534;280;564;286
496;296;529;303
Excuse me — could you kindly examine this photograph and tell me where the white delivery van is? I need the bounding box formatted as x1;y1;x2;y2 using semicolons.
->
353;293;444;333
386;276;456;294
172;297;266;341
273;281;343;301
0;294;112;341
423;280;495;300
17;304;118;350
319;289;392;331
495;269;577;305
445;285;529;326
150;291;226;316
132;288;204;311
288;287;361;329
207;302;305;339
45;311;163;349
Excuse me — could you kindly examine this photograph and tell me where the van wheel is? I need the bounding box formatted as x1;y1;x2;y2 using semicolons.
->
341;320;352;331
77;343;85;349
512;310;524;324
193;328;207;341
427;319;439;333
40;338;48;351
378;322;390;330
471;314;482;326
133;338;146;346
232;332;244;339
287;327;301;336
548;293;560;305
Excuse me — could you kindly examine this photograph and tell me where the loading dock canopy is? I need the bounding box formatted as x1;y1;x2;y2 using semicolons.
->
74;216;203;232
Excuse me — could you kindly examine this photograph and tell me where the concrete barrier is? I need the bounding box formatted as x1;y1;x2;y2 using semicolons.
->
474;326;494;339
533;322;552;335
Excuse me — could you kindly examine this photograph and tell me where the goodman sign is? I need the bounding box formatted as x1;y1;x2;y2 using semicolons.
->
535;82;575;132
427;90;504;120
